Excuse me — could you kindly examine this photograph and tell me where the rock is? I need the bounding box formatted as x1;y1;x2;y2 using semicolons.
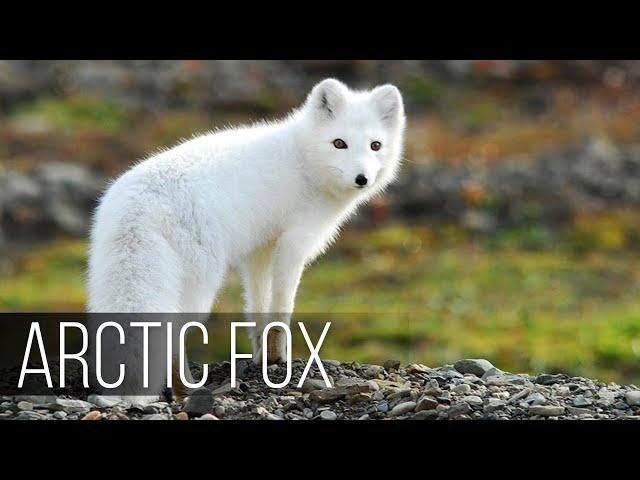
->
174;412;189;420
82;411;103;420
364;365;384;378
383;359;401;371
17;401;33;411
389;401;416;417
528;405;565;417
346;393;371;405
535;374;565;385
308;388;344;404
414;410;439;420
405;363;430;374
524;392;547;406
572;395;593;407
481;367;505;380
320;410;338;420
625;391;640;406
415;396;438;412
15;411;43;420
143;414;167;420
461;395;483;408
447;402;472;418
87;395;123;408
484;398;506;413
300;378;331;393
52;398;94;413
183;388;215;417
308;381;374;404
451;384;471;394
13;395;57;405
209;382;233;396
197;414;219;420
53;411;67;420
453;359;495;377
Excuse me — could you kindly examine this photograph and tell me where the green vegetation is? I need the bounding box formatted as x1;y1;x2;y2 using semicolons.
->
2;223;639;385
10;95;130;133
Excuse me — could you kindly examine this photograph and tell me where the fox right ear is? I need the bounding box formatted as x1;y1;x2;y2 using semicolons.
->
306;78;348;120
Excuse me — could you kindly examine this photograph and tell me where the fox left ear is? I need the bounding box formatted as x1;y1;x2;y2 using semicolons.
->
306;78;348;120
370;84;405;128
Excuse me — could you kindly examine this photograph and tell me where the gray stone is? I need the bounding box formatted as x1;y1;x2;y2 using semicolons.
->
625;391;640;406
415;396;438;412
453;359;495;377
461;395;483;408
484;398;506;413
183;388;215;417
447;402;472;418
529;405;565;417
320;410;338;421
451;384;471;394
13;395;57;405
535;374;565;385
572;395;593;407
17;401;33;411
413;410;439;420
389;401;417;417
209;382;233;396
197;413;219;420
52;398;94;413
300;378;332;393
142;414;167;420
86;395;123;408
383;359;401;371
524;392;547;406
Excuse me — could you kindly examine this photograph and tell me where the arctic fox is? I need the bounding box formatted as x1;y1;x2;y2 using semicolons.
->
87;78;405;395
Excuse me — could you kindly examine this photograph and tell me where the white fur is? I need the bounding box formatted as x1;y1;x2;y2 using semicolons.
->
87;79;405;396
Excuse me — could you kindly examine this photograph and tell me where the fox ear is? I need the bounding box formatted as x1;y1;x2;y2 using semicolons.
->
370;84;405;127
307;78;348;120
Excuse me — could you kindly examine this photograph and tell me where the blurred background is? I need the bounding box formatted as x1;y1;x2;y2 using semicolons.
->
1;60;640;384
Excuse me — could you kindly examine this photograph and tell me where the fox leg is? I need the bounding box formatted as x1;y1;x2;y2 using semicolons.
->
240;241;277;364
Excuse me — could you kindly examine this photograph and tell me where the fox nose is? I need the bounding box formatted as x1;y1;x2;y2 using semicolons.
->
355;174;368;187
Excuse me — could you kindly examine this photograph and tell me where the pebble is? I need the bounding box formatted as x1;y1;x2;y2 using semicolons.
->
572;395;593;407
451;384;472;394
415;396;438;411
82;411;102;420
389;401;416;417
461;395;483;408
320;410;338;420
17;401;33;411
197;414;219;420
183;388;215;417
625;391;640;406
53;398;94;413
454;359;495;377
86;395;123;408
383;359;401;371
528;405;565;417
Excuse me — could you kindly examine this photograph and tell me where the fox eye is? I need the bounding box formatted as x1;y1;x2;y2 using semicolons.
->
333;139;348;149
370;141;381;151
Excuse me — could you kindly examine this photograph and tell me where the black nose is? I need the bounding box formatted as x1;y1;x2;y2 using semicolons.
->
355;174;368;186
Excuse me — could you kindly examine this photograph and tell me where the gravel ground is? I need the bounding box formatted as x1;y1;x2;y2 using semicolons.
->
2;358;639;420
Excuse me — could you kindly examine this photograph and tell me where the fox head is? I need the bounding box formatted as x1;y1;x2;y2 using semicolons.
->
297;78;406;200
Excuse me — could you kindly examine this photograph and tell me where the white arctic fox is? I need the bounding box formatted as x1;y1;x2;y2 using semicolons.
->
87;78;405;389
